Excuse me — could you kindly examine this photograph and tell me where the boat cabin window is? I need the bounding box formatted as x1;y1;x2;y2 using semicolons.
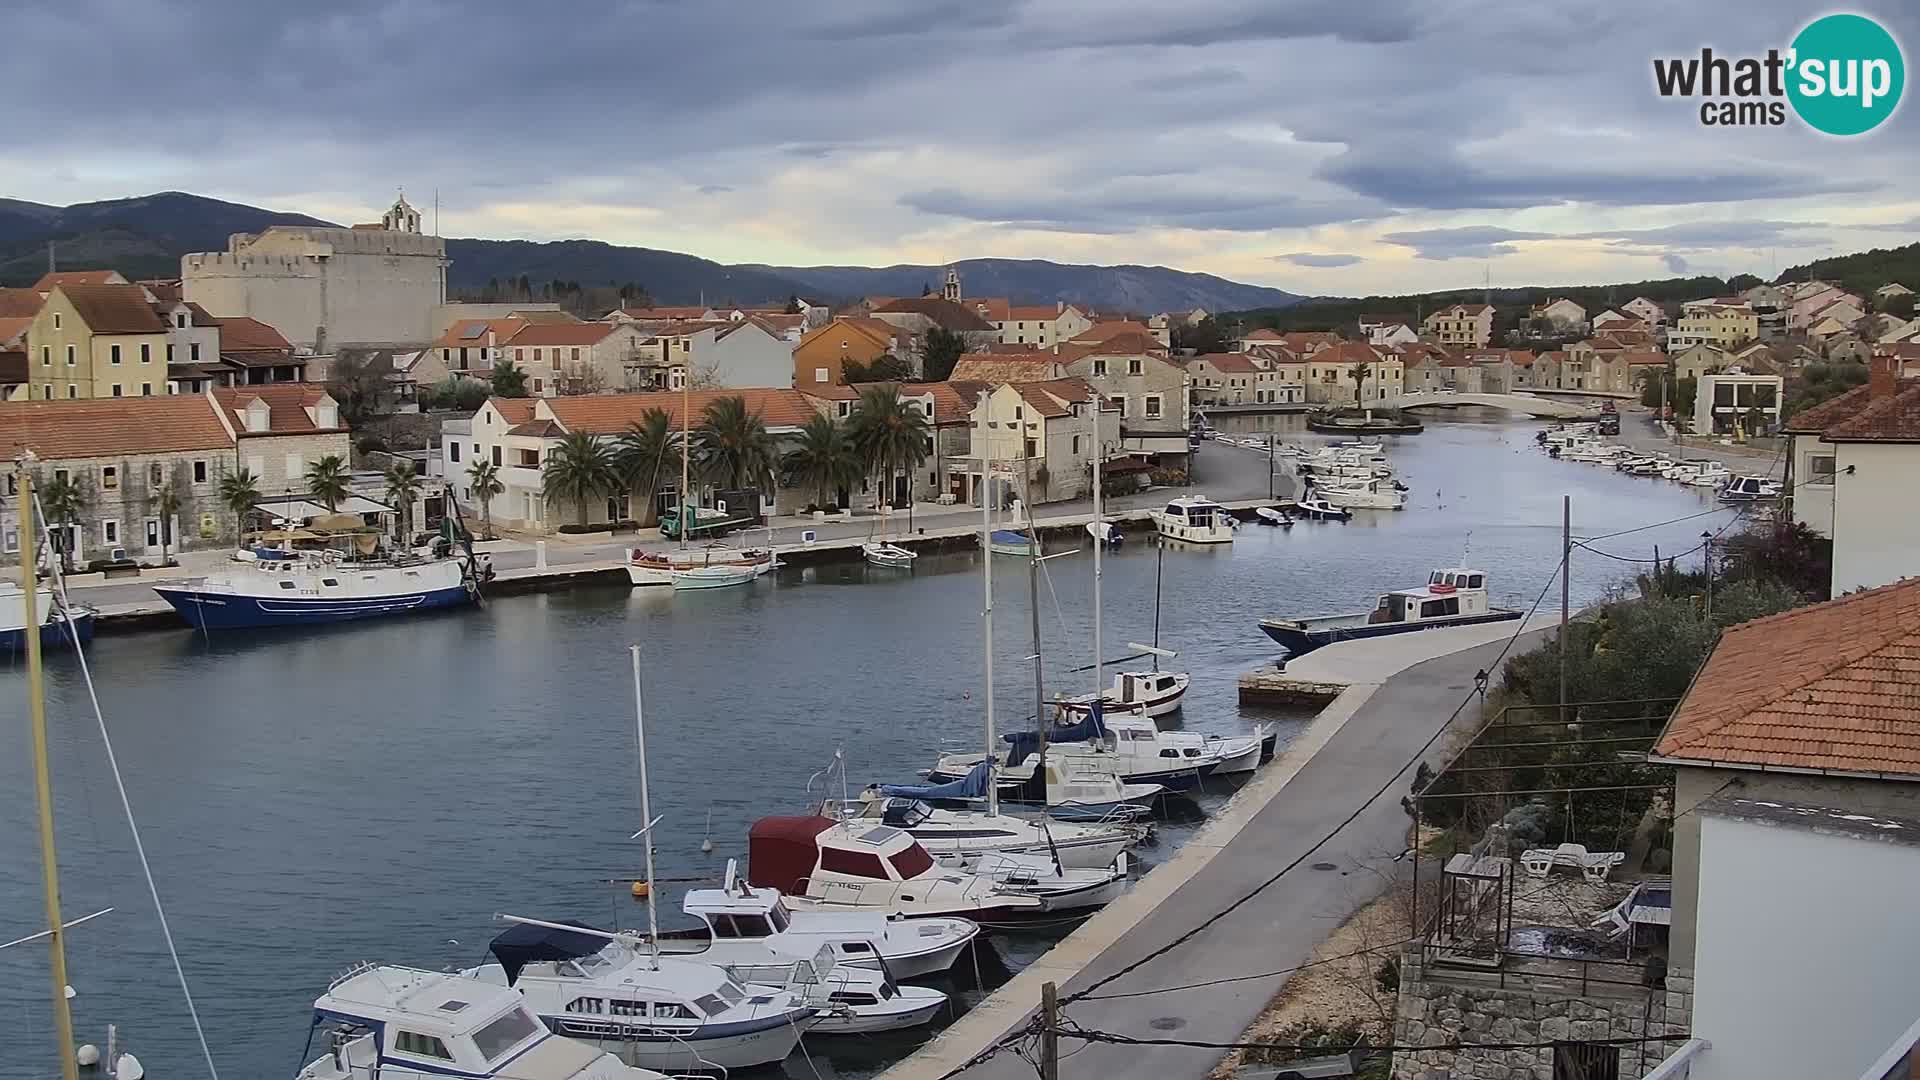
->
566;996;606;1014
820;847;890;879
768;902;791;931
714;914;773;937
609;999;647;1017
1466;573;1483;589
1160;748;1180;758
321;577;340;587
653;1002;698;1020
471;1007;541;1063
838;941;874;954
887;844;935;879
883;800;931;827
279;580;296;590
394;1031;453;1060
1420;597;1461;618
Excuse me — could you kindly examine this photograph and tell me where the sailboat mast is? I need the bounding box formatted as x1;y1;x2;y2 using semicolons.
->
1025;458;1047;779
628;646;661;968
1151;543;1164;673
1089;390;1104;699
982;463;998;818
18;460;80;1080
679;375;690;550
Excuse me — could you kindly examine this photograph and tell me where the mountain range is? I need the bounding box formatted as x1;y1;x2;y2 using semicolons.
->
0;191;1303;314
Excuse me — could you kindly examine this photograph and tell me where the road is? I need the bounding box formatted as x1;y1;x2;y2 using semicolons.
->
955;630;1552;1080
64;440;1292;610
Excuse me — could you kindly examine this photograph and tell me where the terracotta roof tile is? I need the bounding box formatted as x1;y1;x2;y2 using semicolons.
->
1073;331;1165;357
208;316;292;353
1782;384;1874;434
963;298;1011;322
0;288;43;318
871;297;996;331
211;383;339;435
1655;578;1920;776
1823;383;1920;442
544;387;819;434
1006;305;1062;321
1192;352;1262;373
508;419;566;437
950;354;1066;383
1071;320;1152;344
617;305;712;320
0;393;233;459
487;398;539;425
0;316;31;346
502;322;616;347
921;380;989;424
33;270;124;290
60;284;169;334
434;317;525;350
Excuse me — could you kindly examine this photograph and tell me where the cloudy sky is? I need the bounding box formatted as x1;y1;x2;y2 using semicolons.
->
5;0;1916;295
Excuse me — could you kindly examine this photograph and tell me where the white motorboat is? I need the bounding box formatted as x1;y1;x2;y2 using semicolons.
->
1718;474;1782;502
1150;495;1235;543
1260;567;1522;658
827;794;1143;869
1314;479;1407;511
463;924;814;1071
297;964;669;1080
670;869;980;980
747;817;1126;921
1056;669;1190;717
627;546;776;586
1;581;96;653
930;702;1220;794
1685;461;1732;487
1086;520;1123;546
476;915;941;1039
861;541;918;569
668;563;759;590
1141;716;1274;776
1293;496;1352;521
1255;506;1293;527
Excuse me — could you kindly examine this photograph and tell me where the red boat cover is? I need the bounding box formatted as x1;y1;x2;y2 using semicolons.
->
748;816;836;894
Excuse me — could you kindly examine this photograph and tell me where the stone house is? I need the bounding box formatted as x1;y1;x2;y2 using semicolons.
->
1421;302;1494;348
1059;338;1191;460
499;320;652;394
964;379;1096;506
1530;296;1587;331
1305;341;1404;406
1669;304;1758;352
26;283;222;401
1645;580;1920;1080
214;384;352;499
1186;352;1297;405
867;297;999;371
960;299;1093;348
1669;342;1732;382
0;386;345;561
1622;296;1667;327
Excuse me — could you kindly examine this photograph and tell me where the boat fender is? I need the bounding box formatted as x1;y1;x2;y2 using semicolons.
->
76;1045;100;1067
115;1055;144;1080
631;881;651;899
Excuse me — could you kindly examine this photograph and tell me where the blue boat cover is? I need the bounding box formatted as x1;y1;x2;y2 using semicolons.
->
1003;701;1108;766
488;919;608;985
990;530;1031;545
878;759;991;800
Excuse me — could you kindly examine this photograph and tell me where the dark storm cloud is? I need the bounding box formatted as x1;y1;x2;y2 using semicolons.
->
1275;253;1364;268
1378;227;1555;260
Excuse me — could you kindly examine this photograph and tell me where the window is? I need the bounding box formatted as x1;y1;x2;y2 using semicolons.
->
146;519;160;547
111;384;123;397
492;446;503;467
1105;395;1126;418
449;442;462;463
1072;434;1082;455
43;385;52;399
566;996;606;1015
533;378;543;394
1024;438;1037;457
285;453;303;479
111;344;122;365
148;463;164;486
41;345;49;366
1144;395;1163;419
1128;359;1143;376
199;513;216;539
533;348;543;363
1552;1042;1619;1080
102;520;119;545
515;348;525;362
66;344;76;366
837;401;851;419
141;343;150;364
53;312;61;329
571;348;581;363
190;342;200;363
2;527;16;554
1809;454;1836;485
517;448;539;467
175;313;187;329
192;460;208;484
393;1032;452;1061
814;367;829;383
471;1008;540;1062
167;343;175;363
818;847;890;879
102;466;118;490
67;385;77;399
653;1002;697;1020
1091;359;1107;376
279;580;296;590
887;845;933;879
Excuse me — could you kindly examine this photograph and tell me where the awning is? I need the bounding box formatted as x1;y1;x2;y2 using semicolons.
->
253;494;394;520
487;920;609;986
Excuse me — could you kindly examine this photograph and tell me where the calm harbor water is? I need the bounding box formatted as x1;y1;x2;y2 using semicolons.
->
0;415;1736;1080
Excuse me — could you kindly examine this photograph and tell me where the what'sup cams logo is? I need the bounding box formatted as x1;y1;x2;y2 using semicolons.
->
1653;13;1904;134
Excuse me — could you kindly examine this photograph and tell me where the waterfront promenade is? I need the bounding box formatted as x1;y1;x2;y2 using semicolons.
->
884;620;1558;1080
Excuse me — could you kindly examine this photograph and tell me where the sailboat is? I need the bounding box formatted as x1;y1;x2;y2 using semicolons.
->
659;380;763;591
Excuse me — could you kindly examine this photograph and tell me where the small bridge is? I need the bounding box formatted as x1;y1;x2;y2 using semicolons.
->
1377;391;1593;418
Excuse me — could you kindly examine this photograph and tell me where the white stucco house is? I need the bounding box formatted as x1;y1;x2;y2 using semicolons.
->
1692;371;1782;435
1783;350;1920;592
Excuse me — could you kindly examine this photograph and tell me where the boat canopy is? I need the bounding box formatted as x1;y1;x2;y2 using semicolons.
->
990;529;1031;544
747;815;838;894
876;760;991;801
1003;702;1108;766
487;919;607;986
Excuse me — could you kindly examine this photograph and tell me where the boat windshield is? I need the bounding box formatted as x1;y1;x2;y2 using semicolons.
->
471;1006;541;1064
882;799;932;827
768;901;791;932
887;844;935;879
694;978;748;1017
571;947;617;976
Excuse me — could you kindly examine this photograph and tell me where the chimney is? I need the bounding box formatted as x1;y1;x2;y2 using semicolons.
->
1057;300;1065;315
1871;350;1898;400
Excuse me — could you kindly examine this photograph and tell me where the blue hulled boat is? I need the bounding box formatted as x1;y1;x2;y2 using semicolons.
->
153;549;475;630
1;582;95;652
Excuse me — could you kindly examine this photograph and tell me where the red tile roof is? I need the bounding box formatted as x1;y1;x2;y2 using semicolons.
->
434;317;525;350
1623;349;1669;366
1318;342;1387;366
1074;331;1164;356
60;284;170;334
921;380;989;424
1013;378;1093;418
0;316;31;346
508;419;566;438
1655;578;1920;776
502;322;616;347
0;393;234;459
545;387;820;434
963;298;1011;322
871;297;996;332
486;398;539;425
617;306;713;320
1193;352;1261;374
211;383;342;435
34;270;125;291
1007;304;1062;322
1823;383;1920;442
1072;320;1152;344
209;316;292;353
0;288;43;318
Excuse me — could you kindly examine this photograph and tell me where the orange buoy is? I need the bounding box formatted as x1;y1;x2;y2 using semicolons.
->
631;881;651;899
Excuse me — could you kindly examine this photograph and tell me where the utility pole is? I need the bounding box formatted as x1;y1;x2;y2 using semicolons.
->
1702;531;1714;620
1559;494;1570;726
1267;427;1275;500
1041;982;1060;1080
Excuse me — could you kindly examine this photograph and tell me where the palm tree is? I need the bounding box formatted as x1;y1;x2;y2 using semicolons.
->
466;459;504;539
782;413;860;511
384;460;423;541
615;408;677;526
541;431;619;527
38;472;89;572
1348;362;1371;412
848;385;931;514
491;359;530;398
306;455;351;513
694;395;778;492
217;467;261;547
151;477;182;566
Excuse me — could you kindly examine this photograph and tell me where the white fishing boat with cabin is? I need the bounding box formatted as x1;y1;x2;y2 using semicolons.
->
297;964;669;1080
1313;478;1408;510
828;793;1143;869
1718;474;1781;502
1259;567;1522;658
1150;495;1236;543
1293;496;1352;521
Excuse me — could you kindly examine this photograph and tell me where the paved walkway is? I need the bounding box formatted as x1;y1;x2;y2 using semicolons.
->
886;624;1555;1080
1610;407;1782;474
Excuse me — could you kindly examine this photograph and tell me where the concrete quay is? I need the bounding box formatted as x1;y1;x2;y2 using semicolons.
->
882;618;1559;1080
